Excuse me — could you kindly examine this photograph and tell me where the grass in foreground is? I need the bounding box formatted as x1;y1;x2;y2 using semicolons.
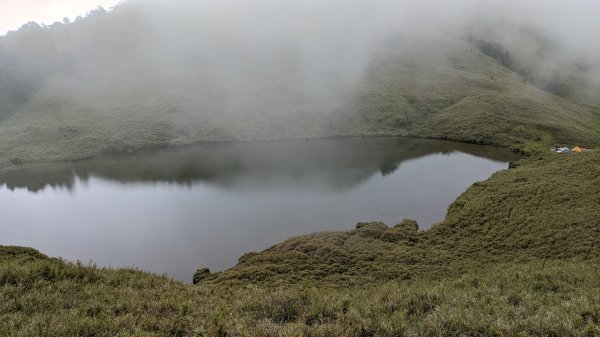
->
1;247;600;337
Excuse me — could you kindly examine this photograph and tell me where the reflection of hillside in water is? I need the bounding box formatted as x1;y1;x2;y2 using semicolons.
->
0;138;518;193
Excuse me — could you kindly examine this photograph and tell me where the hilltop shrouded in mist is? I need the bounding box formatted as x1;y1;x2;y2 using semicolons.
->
0;0;599;164
0;0;123;35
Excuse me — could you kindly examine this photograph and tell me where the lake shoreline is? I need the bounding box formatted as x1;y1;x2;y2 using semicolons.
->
0;137;517;281
1;149;598;335
0;132;524;171
1;140;598;336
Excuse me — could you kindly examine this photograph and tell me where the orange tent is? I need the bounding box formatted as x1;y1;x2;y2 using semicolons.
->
572;146;582;153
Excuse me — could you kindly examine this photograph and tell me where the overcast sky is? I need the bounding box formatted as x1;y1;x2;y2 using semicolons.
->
0;0;122;34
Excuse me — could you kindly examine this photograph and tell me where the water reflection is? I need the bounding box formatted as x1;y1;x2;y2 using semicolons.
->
0;138;516;193
0;138;517;282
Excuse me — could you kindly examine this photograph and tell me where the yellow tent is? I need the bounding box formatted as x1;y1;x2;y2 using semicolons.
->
573;146;582;153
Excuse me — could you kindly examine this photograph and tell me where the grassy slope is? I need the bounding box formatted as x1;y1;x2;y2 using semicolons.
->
209;149;600;286
0;17;599;164
348;35;600;150
1;4;600;336
1;150;598;336
2;249;600;336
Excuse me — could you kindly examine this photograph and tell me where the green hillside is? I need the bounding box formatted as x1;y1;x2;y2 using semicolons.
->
1;0;600;336
0;2;598;164
349;34;600;149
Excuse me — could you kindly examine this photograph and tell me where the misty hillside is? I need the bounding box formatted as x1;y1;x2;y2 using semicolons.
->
3;2;600;335
0;0;599;164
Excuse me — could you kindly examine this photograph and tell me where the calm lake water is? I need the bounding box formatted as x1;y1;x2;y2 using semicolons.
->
0;138;517;282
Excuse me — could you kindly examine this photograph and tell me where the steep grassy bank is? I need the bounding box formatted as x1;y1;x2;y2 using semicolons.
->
206;149;600;286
